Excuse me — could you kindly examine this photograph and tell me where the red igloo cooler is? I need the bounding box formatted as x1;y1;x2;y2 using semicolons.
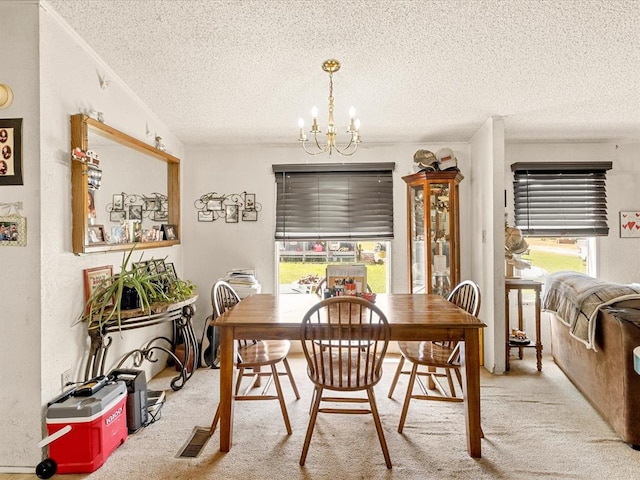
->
45;381;128;474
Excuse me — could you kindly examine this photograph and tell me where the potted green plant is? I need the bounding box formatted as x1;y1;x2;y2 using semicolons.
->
80;247;169;331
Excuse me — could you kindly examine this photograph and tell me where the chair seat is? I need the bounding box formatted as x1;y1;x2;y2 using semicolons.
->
238;339;291;366
398;341;458;368
308;351;383;391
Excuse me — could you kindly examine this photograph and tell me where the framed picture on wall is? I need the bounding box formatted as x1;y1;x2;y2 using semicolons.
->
244;193;256;210
129;205;143;220
112;194;124;210
225;204;239;223
0;215;26;246
242;209;258;222
620;211;640;238
110;210;126;222
143;197;161;211
198;210;214;222
0;118;23;186
207;198;224;211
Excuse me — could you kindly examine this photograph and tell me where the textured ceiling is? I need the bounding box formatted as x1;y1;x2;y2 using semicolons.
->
46;0;640;147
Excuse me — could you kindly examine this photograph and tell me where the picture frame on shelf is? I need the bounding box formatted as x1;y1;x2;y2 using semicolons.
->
110;225;125;244
87;224;107;244
133;260;151;275
0;118;23;186
161;224;178;241
198;210;214;222
83;265;114;312
112;194;124;210
242;209;258;222
164;263;177;280
225;204;239;223
0;215;26;246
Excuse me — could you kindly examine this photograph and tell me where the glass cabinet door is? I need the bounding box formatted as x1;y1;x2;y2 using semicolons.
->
410;184;425;293
404;170;462;297
428;181;451;296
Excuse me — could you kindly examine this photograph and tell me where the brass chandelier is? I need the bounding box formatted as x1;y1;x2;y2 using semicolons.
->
298;59;361;156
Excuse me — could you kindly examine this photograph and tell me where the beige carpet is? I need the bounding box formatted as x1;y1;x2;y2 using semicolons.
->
49;354;640;480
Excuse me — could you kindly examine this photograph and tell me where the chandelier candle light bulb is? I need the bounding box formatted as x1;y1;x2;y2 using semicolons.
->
298;59;361;156
298;118;307;141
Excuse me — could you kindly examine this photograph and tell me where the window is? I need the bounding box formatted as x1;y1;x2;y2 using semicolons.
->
511;162;612;237
273;163;395;240
273;163;395;294
511;162;611;281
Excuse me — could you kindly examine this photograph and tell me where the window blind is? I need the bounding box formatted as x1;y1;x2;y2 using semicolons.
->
511;162;612;237
273;163;395;240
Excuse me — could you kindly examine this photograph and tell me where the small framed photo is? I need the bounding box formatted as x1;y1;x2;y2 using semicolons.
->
152;210;168;222
0;118;23;186
198;210;214;222
225;204;239;223
110;210;126;222
112;194;124;210
620;211;640;238
207;198;224;211
0;216;26;246
161;224;178;241
129;204;143;220
245;193;256;210
88;224;106;244
164;262;177;280
146;259;165;276
242;209;258;222
133;260;151;275
143;197;161;211
110;226;125;243
83;265;113;311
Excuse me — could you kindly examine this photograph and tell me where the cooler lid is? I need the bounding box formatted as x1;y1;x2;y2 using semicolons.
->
47;381;126;420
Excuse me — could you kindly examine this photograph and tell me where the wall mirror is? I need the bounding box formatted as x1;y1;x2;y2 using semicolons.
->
71;114;180;254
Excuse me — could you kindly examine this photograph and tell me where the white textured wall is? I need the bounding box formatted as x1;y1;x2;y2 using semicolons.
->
182;143;473;337
505;141;640;283
0;1;42;470
0;2;184;470
469;117;506;373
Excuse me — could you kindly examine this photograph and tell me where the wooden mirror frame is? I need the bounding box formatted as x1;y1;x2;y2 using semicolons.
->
71;114;180;254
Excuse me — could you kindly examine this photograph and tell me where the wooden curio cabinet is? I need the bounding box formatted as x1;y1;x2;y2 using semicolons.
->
403;169;463;297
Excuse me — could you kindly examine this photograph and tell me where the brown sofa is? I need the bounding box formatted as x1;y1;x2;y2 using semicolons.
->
549;303;640;448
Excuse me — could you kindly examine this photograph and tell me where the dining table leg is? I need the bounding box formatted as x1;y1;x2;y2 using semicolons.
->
219;326;235;452
460;329;482;458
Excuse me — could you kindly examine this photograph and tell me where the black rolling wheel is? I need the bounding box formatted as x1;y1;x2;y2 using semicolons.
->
36;457;57;479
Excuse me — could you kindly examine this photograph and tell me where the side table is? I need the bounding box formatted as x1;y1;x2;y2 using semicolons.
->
85;295;199;390
505;278;543;372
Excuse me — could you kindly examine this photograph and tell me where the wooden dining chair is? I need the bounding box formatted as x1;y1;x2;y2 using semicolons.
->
299;296;392;469
387;280;481;433
208;281;300;436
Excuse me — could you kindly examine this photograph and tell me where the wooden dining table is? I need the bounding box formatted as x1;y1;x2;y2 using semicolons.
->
213;293;486;458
